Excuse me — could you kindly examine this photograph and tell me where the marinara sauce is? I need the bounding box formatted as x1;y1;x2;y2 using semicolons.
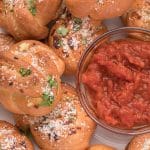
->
82;40;150;129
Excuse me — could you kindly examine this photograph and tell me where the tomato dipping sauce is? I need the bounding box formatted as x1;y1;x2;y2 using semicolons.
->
82;39;150;129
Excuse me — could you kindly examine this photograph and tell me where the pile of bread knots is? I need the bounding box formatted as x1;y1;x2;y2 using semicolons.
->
0;0;149;150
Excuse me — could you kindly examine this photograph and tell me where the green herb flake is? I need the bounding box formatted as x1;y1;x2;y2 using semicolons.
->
28;0;37;16
74;18;82;24
47;75;57;88
57;39;63;47
73;18;82;31
56;26;69;37
39;92;54;106
19;68;32;77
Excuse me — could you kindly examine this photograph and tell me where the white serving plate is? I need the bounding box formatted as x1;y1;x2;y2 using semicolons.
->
0;17;134;150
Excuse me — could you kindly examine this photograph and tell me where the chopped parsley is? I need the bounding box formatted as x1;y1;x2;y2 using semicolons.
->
40;75;57;107
40;92;54;106
73;18;82;31
74;18;82;24
47;75;57;88
56;26;69;37
19;68;32;77
28;0;37;16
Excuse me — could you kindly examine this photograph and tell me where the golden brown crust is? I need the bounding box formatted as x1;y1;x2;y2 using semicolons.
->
0;33;16;52
0;1;2;22
14;114;31;131
122;0;150;40
0;120;33;150
30;84;96;150
123;0;150;29
65;0;93;18
88;144;116;150
49;10;107;75
65;0;134;20
14;83;96;150
0;0;62;40
0;40;65;116
127;133;150;150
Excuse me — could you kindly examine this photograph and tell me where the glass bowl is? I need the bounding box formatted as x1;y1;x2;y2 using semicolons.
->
76;27;150;135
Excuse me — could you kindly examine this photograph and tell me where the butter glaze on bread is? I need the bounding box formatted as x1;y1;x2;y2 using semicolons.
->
14;83;96;150
0;120;33;150
0;40;64;116
65;0;134;20
0;33;15;52
0;0;62;40
122;0;150;40
88;144;116;150
123;0;150;29
127;133;150;150
49;10;106;74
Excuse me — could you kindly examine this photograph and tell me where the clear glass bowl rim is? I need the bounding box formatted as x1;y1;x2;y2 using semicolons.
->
76;27;150;135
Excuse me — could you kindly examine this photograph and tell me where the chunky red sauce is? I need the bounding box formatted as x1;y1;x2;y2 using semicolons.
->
82;40;150;129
